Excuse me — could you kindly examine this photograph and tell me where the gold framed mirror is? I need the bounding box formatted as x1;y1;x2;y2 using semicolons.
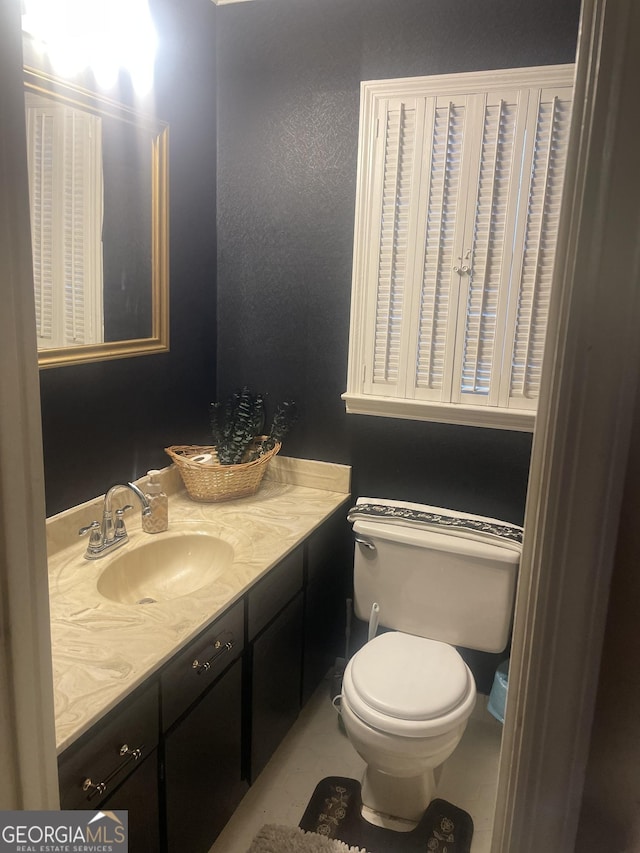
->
24;67;169;368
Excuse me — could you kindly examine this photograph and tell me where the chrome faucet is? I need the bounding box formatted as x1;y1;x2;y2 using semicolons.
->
79;482;152;560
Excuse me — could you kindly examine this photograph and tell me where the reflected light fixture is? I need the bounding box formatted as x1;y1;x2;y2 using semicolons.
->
22;0;157;95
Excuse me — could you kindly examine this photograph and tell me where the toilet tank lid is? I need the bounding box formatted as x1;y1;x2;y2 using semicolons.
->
348;497;522;555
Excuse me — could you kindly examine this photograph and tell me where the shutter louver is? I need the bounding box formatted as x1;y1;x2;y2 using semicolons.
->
372;103;417;385
510;92;572;400
63;111;87;345
460;99;518;398
29;111;55;344
415;102;465;394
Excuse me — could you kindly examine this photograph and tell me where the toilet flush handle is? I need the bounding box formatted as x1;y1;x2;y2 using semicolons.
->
355;536;376;550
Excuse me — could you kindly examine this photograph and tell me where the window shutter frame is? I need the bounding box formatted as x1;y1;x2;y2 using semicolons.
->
344;65;575;432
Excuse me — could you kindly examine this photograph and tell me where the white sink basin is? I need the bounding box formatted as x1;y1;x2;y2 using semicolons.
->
96;531;235;605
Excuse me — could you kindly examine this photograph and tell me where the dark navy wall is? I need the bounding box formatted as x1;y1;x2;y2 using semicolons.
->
39;0;218;515
215;0;580;526
38;0;580;524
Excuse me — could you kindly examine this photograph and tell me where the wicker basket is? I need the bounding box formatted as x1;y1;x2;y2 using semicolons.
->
165;437;281;502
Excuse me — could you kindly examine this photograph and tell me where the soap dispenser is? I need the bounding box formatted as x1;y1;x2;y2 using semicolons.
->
142;470;169;534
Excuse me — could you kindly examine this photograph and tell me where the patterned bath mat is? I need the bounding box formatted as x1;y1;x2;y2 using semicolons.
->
299;777;473;852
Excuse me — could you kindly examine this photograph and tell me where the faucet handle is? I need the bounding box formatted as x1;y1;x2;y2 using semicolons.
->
79;520;102;550
115;505;134;539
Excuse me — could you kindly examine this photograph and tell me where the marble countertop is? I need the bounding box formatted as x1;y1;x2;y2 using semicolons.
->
47;457;351;754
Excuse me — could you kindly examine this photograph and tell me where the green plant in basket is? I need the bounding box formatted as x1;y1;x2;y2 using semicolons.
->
209;388;297;465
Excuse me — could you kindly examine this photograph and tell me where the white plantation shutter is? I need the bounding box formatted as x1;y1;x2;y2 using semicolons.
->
25;94;104;349
63;110;89;344
26;109;55;346
370;100;417;388
413;98;468;399
345;66;574;430
506;88;573;406
456;90;527;407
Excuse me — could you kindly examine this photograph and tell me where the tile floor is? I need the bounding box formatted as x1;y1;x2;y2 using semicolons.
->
210;674;503;853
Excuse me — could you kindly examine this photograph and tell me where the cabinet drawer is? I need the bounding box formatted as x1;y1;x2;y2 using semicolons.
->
161;600;244;731
247;546;304;640
59;682;159;811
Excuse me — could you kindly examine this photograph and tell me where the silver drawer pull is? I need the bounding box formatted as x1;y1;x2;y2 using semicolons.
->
82;778;107;796
191;632;234;675
355;536;376;551
81;744;144;800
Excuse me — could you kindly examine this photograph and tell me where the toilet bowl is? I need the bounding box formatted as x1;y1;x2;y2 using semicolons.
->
342;498;522;827
340;631;476;823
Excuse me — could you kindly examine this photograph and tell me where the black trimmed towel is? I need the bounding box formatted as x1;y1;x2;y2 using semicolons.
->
347;498;523;546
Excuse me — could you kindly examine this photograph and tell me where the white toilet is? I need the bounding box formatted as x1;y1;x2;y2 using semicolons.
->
340;498;522;826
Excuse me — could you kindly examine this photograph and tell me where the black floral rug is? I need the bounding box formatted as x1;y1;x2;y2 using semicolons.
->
299;777;473;853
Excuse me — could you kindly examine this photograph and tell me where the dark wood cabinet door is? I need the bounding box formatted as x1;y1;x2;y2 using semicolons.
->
302;512;351;704
164;658;247;853
101;749;160;853
250;591;303;782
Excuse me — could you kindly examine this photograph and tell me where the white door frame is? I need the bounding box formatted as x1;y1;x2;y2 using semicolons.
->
493;0;640;849
2;0;639;844
0;0;59;810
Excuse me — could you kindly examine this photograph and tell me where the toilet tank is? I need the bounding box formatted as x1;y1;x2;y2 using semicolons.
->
351;499;522;654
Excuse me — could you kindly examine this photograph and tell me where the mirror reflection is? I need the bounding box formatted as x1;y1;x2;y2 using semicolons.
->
24;67;169;368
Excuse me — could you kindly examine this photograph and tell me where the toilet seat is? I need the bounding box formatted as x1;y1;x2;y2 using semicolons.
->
343;632;476;738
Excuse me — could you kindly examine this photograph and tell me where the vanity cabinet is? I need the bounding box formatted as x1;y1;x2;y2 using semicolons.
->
57;505;349;851
247;547;304;782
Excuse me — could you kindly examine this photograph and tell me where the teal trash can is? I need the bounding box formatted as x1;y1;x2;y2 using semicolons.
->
487;659;509;724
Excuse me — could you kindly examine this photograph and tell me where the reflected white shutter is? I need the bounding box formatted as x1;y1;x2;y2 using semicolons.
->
63;110;89;345
26;108;55;347
25;95;104;349
506;87;573;406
